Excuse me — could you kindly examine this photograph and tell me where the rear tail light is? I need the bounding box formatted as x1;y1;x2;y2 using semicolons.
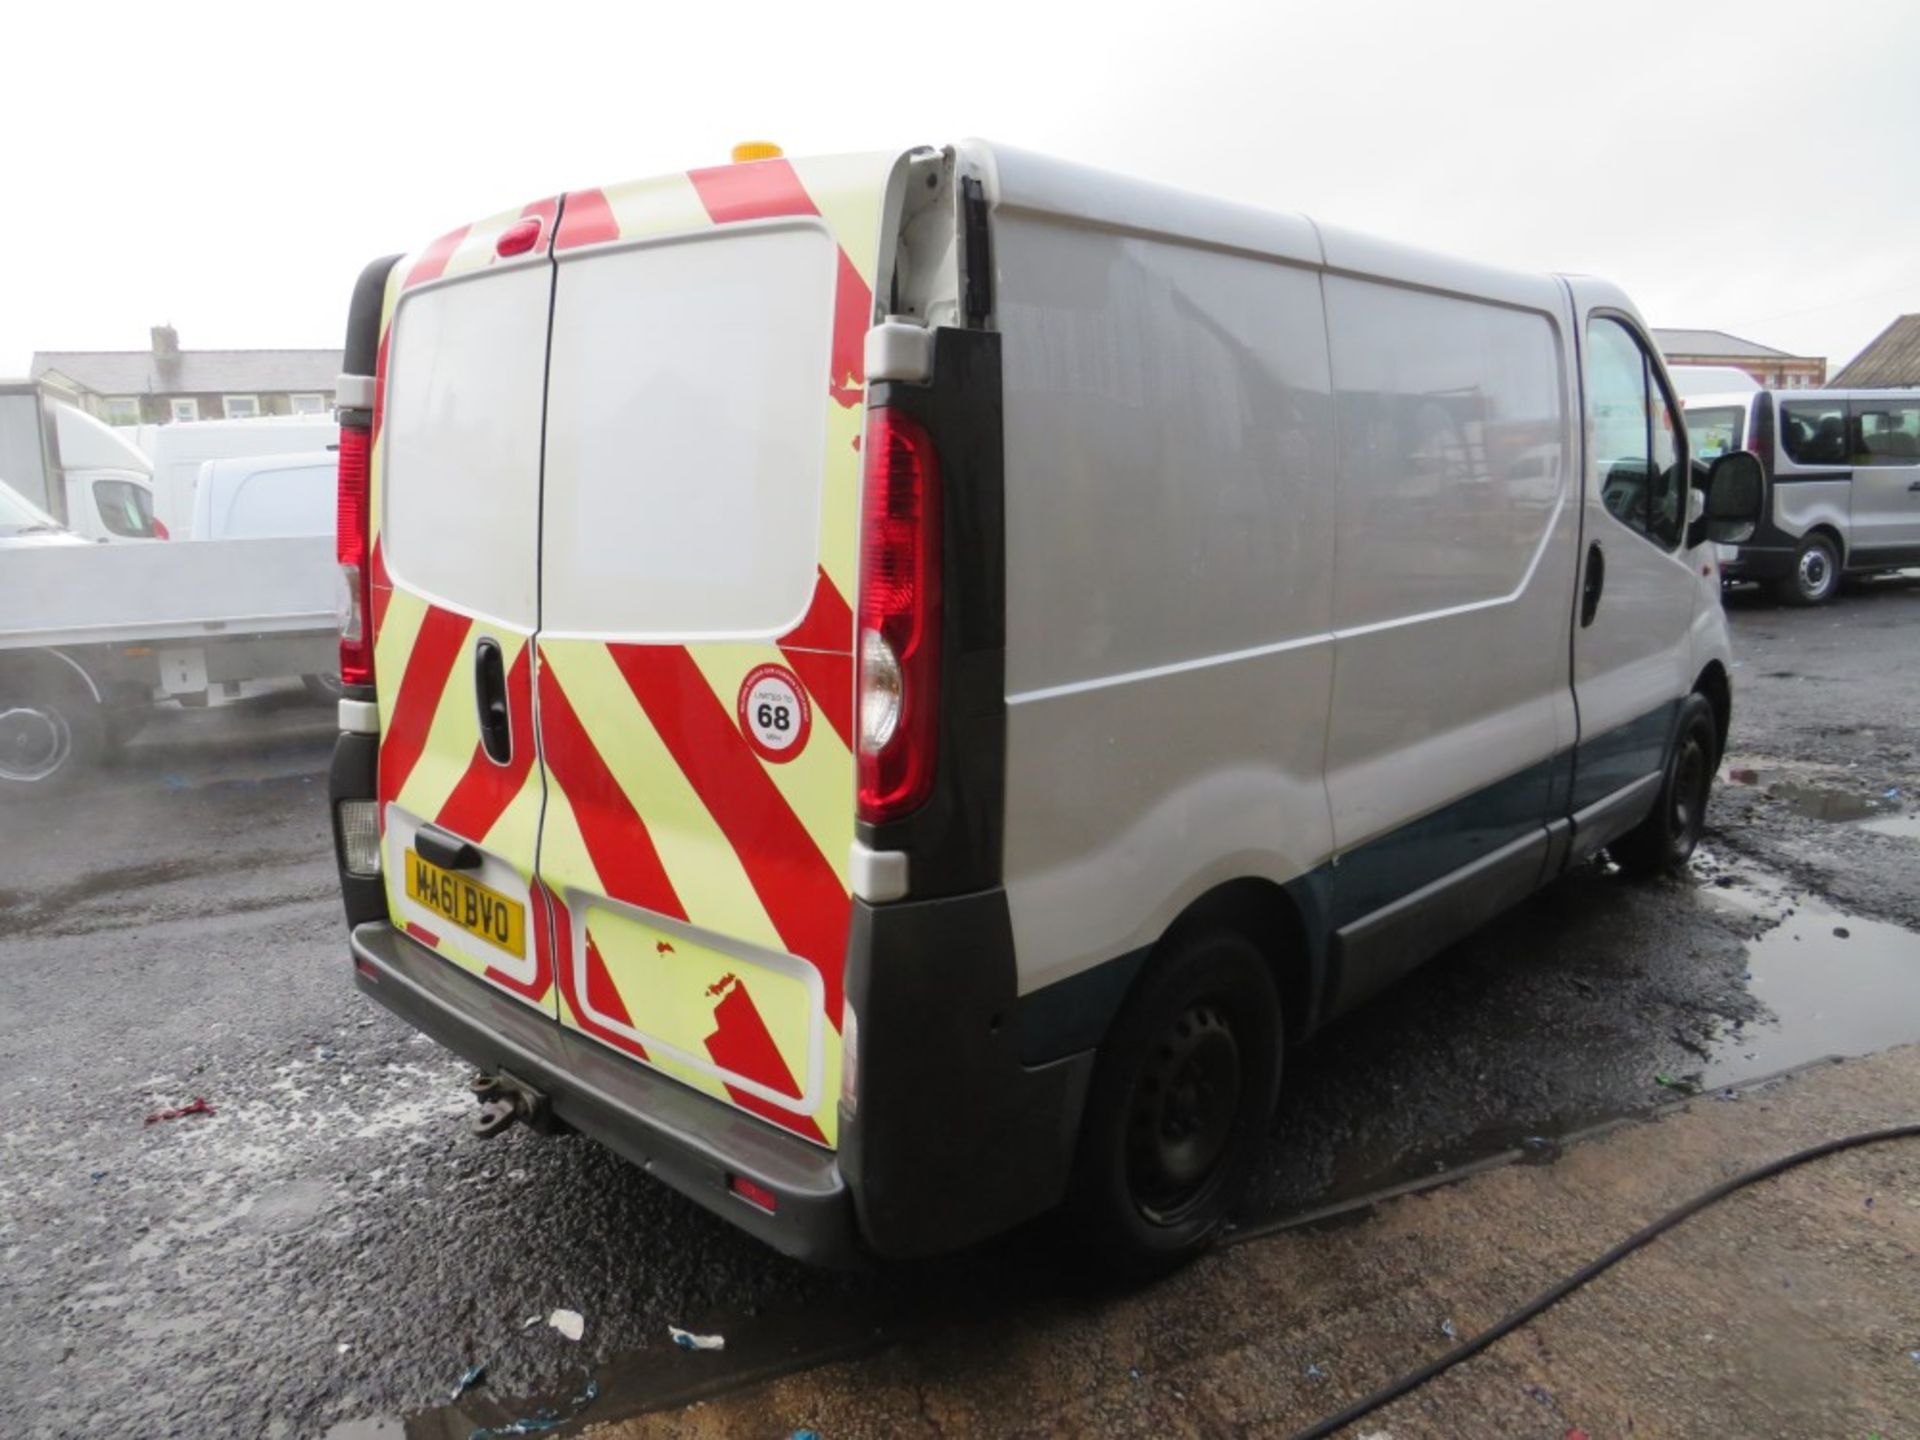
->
151;517;170;540
336;798;381;876
336;424;373;686
856;409;941;823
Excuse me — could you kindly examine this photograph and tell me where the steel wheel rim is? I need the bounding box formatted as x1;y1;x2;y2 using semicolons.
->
0;705;71;783
1126;1001;1242;1224
1799;546;1832;599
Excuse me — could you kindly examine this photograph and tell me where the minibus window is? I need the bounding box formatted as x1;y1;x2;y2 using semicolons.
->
1780;400;1848;466
1852;403;1920;465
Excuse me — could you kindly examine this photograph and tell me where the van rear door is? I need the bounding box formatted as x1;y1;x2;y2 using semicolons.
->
531;157;889;1148
374;202;561;1014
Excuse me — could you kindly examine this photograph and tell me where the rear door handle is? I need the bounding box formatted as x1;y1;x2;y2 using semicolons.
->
416;823;480;871
1907;480;1920;492
475;637;512;766
1580;542;1606;628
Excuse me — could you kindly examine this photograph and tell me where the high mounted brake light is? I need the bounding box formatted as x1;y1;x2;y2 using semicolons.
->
336;423;373;687
856;409;940;824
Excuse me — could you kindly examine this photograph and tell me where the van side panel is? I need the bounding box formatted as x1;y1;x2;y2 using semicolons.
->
1319;280;1577;859
1315;279;1578;1009
996;216;1338;998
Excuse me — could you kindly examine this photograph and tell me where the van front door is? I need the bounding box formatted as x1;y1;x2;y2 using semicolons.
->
1566;291;1701;852
372;201;562;1017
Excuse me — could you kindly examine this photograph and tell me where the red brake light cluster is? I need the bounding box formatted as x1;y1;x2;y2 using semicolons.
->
336;424;373;687
856;409;941;823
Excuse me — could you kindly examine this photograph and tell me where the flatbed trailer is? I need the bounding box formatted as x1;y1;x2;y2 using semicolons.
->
0;535;335;789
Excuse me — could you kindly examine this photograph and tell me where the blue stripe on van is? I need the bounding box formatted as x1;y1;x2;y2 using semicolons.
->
1015;699;1678;1064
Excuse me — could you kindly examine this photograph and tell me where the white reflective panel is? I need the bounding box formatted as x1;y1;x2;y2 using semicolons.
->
1325;279;1567;631
382;266;550;630
541;221;836;641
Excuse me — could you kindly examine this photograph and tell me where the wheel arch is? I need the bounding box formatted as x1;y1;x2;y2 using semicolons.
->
1156;875;1317;1045
1692;660;1731;765
1804;522;1846;566
0;647;104;706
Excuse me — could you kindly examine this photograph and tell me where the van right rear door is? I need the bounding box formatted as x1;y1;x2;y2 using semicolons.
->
530;157;891;1151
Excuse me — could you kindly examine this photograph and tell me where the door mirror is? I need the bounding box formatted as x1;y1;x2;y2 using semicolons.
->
1701;450;1764;546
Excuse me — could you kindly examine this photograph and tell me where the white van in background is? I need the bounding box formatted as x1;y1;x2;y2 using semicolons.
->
49;404;160;542
150;416;337;536
326;141;1766;1269
190;450;336;541
1682;387;1920;603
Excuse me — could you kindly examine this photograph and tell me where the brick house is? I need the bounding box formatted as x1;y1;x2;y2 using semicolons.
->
1649;328;1826;390
29;326;342;426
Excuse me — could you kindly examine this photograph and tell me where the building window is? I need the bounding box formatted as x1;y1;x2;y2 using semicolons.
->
170;398;200;422
103;397;142;426
289;393;328;416
223;395;261;419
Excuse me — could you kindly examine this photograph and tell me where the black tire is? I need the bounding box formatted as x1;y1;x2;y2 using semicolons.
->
1064;926;1282;1275
1613;694;1717;878
0;681;104;793
1772;532;1841;606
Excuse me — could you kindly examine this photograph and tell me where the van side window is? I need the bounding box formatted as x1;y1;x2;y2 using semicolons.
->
1852;402;1920;464
1780;399;1848;466
1586;317;1687;549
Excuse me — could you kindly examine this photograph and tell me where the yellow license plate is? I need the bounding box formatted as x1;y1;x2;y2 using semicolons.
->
404;849;526;958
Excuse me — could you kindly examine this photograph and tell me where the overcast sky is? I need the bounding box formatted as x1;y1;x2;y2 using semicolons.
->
4;0;1916;376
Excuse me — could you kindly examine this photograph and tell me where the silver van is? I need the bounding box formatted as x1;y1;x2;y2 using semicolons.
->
1684;387;1920;603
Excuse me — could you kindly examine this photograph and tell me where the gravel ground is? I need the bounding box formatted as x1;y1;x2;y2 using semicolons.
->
0;578;1916;1439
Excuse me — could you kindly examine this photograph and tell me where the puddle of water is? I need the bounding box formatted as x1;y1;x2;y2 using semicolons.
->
1764;779;1895;822
1698;877;1920;1090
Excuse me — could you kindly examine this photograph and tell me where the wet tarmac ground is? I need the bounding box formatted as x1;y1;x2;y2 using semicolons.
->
1;579;1917;1439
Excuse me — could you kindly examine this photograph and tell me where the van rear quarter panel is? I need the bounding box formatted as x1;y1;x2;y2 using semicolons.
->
995;213;1338;996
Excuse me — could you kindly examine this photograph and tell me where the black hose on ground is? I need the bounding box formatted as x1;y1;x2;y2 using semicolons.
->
1287;1122;1920;1440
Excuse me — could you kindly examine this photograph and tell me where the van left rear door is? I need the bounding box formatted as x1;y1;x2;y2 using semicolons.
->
373;205;560;1016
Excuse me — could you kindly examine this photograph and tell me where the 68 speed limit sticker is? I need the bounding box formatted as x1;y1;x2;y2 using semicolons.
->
736;664;812;764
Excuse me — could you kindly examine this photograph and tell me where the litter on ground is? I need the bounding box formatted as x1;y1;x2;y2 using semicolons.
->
451;1362;487;1401
144;1097;216;1125
669;1325;726;1352
548;1310;584;1343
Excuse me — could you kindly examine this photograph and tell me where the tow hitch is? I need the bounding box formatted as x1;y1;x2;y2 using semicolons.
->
469;1070;554;1139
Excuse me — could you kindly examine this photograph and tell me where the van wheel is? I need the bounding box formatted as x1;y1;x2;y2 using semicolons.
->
1065;927;1281;1275
0;684;104;792
1613;694;1717;878
1773;533;1840;606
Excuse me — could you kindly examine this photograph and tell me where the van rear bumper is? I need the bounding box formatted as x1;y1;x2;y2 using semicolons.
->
348;921;859;1267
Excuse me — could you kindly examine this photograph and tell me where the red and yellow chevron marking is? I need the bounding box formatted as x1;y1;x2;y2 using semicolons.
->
367;155;894;1148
